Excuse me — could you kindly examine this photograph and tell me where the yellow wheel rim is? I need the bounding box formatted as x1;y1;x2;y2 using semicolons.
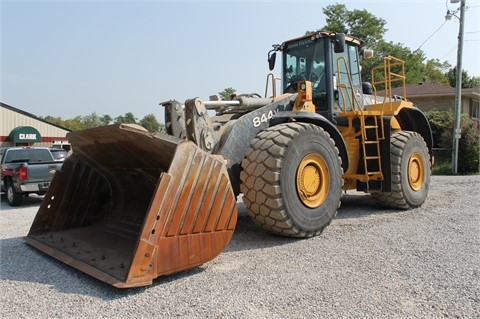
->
296;154;329;208
408;153;424;191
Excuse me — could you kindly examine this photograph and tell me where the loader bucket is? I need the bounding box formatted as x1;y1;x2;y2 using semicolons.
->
25;124;238;288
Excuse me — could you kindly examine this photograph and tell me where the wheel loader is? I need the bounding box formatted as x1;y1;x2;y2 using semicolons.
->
25;31;433;288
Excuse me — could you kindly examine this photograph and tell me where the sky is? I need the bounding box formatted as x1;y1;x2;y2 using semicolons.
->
1;0;479;123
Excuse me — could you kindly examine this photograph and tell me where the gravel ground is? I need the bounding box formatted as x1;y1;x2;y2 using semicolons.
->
1;175;479;319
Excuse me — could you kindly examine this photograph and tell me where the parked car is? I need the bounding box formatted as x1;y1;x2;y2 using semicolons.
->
50;148;68;161
1;147;63;206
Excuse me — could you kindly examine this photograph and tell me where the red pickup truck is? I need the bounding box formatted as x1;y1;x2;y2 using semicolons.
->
1;147;63;206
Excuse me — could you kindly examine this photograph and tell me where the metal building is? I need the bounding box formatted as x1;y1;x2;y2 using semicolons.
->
1;102;71;149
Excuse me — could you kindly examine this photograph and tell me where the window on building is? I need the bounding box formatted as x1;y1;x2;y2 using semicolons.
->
469;99;479;119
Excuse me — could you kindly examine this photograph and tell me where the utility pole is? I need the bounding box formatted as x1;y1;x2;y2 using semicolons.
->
451;0;466;174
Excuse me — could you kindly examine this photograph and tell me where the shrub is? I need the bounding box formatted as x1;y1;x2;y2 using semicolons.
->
424;109;479;174
453;114;479;173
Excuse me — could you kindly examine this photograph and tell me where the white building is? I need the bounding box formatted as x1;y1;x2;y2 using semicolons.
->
1;102;71;150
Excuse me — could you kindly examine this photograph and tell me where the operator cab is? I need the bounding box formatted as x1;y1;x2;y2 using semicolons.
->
269;31;369;121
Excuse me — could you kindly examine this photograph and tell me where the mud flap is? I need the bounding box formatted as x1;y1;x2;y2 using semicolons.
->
25;124;238;288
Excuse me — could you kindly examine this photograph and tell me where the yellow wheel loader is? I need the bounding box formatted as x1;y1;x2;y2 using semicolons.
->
25;31;433;288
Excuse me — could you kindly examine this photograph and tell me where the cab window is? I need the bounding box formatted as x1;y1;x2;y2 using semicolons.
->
332;44;362;111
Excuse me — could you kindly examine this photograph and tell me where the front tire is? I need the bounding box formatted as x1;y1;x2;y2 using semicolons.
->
240;122;343;237
372;131;431;209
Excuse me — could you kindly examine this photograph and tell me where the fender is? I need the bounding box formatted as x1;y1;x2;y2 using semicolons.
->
395;107;434;163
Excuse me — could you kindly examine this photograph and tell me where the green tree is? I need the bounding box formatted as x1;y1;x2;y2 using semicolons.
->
42;116;66;127
219;87;236;101
101;114;113;125
319;3;458;87
423;59;451;85
446;67;480;88
321;4;387;48
140;113;162;132
361;40;426;85
115;112;137;124
64;116;84;131
321;4;417;84
82;112;102;129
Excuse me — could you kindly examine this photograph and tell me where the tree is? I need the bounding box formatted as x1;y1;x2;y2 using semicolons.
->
321;4;387;48
321;4;415;84
446;67;480;88
114;112;137;124
100;114;113;126
64;116;84;131
219;87;236;101
319;4;458;87
361;40;426;85
422;59;451;85
140;113;162;132
42;116;67;128
82;112;102;129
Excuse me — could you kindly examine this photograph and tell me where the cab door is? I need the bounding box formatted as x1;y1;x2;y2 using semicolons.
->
332;44;363;112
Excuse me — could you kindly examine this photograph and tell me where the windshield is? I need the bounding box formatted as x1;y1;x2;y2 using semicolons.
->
283;37;327;109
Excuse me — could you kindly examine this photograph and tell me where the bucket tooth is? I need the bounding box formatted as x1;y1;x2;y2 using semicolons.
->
25;124;238;288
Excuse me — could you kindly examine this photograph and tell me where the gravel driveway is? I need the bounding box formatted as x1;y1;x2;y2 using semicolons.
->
1;175;479;318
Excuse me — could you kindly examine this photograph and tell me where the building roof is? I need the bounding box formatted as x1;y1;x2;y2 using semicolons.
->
379;83;480;98
1;102;71;132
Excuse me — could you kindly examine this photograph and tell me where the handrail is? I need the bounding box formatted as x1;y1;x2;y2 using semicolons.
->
335;56;364;115
370;56;407;112
264;73;277;98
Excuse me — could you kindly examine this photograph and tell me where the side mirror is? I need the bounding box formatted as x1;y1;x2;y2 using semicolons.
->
268;51;276;71
333;33;345;53
362;49;374;59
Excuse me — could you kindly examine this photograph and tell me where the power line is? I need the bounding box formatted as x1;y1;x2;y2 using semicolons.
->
439;39;478;61
440;45;458;60
416;20;448;51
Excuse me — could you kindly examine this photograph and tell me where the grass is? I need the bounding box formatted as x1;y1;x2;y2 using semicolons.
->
432;159;452;175
432;150;453;175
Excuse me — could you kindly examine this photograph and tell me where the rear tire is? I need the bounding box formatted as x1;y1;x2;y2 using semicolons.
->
240;122;343;237
372;131;431;209
6;180;23;206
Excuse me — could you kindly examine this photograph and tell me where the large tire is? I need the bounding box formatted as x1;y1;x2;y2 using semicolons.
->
6;180;23;206
372;131;431;209
240;122;343;237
